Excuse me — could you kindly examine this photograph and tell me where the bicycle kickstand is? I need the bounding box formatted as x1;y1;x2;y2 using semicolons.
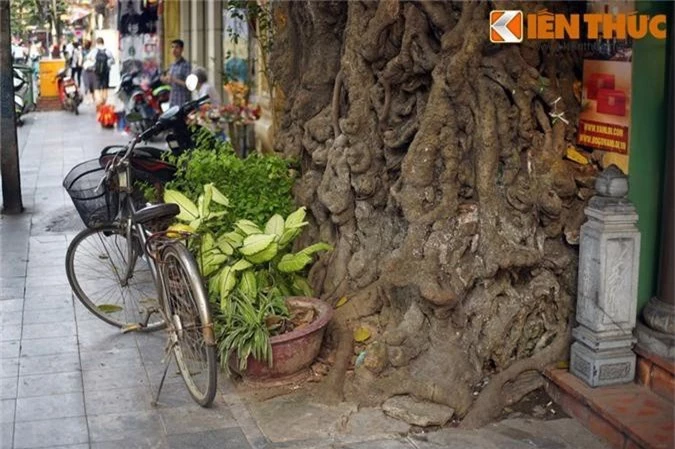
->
151;340;177;407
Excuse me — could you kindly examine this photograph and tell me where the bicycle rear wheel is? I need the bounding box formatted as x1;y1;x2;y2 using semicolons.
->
66;225;165;331
160;242;217;407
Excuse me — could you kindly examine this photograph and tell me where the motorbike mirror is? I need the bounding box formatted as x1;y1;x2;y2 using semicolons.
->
185;74;198;92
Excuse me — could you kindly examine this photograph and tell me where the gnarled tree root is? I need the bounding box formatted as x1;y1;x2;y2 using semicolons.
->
459;324;571;429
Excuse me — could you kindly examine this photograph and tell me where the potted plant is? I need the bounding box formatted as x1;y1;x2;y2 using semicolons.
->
164;185;333;379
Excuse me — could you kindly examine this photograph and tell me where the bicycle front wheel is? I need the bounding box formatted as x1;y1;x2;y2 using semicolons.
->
66;225;165;331
160;243;217;407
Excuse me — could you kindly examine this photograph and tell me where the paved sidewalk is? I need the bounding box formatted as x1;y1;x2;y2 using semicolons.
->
1;106;610;449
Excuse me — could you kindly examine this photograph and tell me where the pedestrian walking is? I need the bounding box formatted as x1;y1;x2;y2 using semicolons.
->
81;40;96;103
161;39;191;107
86;37;114;105
70;42;83;87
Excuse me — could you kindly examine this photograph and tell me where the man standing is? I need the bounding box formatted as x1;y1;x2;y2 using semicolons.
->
162;39;191;107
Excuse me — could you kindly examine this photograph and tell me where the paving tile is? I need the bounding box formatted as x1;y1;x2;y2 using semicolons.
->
19;352;81;376
21;322;76;340
22;295;71;311
543;418;619;449
80;347;142;371
25;276;69;288
83;366;148;392
167;428;253;449
0;341;20;359
78;330;139;352
1;422;13;449
91;436;169;449
0;277;27;289
2;358;19;378
0;299;24;313
15;392;85;422
84;386;154;416
18;372;82;398
2;311;23;326
14;416;88;448
0;258;28;277
88;410;164;443
24;285;72;299
22;307;74;325
1;325;22;342
1;287;26;300
160;404;237;435
1;399;15;424
149;378;200;408
19;336;78;357
1;377;17;399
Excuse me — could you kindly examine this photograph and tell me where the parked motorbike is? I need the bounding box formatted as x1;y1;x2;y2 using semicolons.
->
116;70;171;136
13;67;29;126
55;69;82;115
100;75;206;190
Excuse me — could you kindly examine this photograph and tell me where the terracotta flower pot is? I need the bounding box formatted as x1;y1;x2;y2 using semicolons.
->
230;297;333;379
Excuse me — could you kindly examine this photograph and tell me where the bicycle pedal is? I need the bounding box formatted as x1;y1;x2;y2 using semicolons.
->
121;323;142;334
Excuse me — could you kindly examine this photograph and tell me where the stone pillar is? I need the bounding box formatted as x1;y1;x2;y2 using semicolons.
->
636;13;675;360
570;166;641;387
205;0;223;100
190;1;205;67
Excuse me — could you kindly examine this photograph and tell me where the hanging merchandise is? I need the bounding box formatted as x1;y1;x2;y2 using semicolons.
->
118;0;159;78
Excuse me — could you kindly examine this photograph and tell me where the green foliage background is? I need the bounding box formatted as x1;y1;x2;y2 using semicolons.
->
166;128;296;229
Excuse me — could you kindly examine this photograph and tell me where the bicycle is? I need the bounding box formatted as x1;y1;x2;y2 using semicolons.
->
63;95;217;407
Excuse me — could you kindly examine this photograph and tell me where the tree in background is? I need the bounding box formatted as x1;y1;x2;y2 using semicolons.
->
10;0;68;43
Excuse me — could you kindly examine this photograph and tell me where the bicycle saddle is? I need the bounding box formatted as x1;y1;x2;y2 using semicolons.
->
133;203;179;226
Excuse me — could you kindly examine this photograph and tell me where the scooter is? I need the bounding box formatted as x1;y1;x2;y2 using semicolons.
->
99;74;204;190
117;70;171;136
55;69;82;115
13;67;29;126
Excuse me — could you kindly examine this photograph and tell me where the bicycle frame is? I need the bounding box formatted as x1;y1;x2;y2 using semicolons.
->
105;138;214;339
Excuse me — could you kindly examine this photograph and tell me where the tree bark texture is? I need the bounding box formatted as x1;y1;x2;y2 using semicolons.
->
1;0;24;214
272;1;594;427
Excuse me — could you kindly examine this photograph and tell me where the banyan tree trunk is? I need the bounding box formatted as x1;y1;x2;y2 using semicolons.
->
271;1;596;428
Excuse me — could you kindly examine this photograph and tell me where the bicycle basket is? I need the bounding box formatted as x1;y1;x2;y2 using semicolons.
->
63;159;119;228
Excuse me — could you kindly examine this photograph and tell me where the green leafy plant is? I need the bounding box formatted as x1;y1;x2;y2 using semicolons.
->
165;127;296;228
164;187;332;372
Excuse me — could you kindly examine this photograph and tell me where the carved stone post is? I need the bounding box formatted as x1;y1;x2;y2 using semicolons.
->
570;166;640;387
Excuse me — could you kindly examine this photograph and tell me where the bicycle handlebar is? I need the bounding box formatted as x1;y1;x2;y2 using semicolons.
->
138;95;211;142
